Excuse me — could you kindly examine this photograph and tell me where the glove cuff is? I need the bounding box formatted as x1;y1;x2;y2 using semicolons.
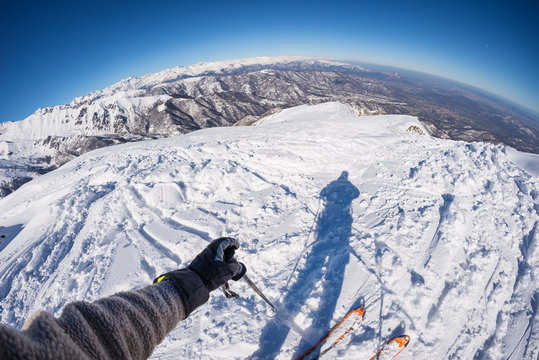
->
154;268;210;316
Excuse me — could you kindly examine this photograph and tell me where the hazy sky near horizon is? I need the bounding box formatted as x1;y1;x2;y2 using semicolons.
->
1;0;538;123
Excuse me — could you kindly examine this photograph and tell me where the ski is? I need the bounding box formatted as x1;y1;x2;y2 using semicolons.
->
296;306;366;360
369;335;410;360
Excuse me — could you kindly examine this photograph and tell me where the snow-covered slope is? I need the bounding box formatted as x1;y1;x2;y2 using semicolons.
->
0;102;537;359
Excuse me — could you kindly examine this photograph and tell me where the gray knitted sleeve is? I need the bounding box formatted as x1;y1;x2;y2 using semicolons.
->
0;281;186;360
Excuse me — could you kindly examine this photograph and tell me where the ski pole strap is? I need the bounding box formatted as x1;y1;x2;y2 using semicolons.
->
222;282;240;298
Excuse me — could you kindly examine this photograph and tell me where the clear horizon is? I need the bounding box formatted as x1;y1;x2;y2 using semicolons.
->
1;0;538;123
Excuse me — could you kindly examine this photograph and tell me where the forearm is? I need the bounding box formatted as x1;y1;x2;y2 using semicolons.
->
58;280;187;359
0;237;242;360
0;281;189;360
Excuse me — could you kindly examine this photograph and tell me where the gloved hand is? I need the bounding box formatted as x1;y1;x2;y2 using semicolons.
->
188;237;247;291
154;237;246;316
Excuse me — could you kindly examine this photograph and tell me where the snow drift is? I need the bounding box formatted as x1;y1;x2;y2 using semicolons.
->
0;102;537;359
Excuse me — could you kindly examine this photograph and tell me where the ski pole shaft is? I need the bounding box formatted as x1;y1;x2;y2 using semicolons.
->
243;275;314;343
243;274;276;312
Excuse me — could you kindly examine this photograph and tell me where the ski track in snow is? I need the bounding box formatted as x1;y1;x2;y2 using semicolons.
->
0;102;537;359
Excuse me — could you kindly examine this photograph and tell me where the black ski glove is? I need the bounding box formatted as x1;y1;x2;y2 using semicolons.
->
154;237;246;316
188;237;247;291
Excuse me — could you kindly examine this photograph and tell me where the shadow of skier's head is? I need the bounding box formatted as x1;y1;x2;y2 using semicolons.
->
316;171;359;237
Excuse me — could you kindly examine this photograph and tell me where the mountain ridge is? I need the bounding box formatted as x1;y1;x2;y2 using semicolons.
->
1;57;538;197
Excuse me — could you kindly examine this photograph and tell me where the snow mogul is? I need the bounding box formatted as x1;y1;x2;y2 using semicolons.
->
0;237;246;360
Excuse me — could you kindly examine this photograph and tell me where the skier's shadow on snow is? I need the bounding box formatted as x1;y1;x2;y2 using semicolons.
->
251;171;359;359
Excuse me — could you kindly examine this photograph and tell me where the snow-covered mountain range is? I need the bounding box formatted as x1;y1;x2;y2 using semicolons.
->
0;102;537;359
1;56;538;197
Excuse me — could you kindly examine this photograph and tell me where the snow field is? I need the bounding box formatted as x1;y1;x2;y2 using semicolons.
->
0;102;537;359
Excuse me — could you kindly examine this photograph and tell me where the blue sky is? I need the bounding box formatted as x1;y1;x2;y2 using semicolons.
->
1;0;538;123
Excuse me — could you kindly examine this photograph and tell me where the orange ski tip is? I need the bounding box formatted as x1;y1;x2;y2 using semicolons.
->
395;335;410;347
352;306;366;316
369;336;410;360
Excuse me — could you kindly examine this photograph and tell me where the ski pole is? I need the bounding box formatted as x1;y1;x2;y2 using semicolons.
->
221;275;275;311
243;274;276;312
221;275;315;343
242;276;313;342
